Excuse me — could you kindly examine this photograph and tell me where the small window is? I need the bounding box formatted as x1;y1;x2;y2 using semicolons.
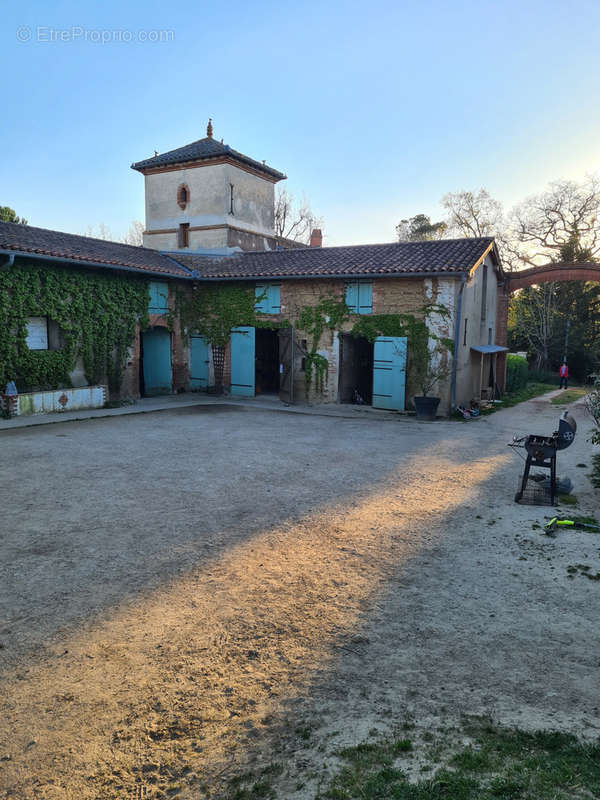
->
488;326;493;345
149;281;169;314
255;283;281;314
463;318;468;347
345;281;372;314
178;223;190;248
177;184;189;210
26;316;48;350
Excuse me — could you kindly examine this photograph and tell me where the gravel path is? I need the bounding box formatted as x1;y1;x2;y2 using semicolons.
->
0;394;597;799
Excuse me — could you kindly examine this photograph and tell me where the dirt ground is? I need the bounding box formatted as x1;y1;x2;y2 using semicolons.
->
0;394;598;799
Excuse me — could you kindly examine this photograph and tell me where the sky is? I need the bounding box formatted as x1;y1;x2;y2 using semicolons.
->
2;0;600;247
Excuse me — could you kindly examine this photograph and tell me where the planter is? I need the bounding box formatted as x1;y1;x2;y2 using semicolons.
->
414;395;440;421
10;385;107;417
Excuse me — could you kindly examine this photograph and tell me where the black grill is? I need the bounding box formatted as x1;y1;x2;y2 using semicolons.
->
509;412;577;505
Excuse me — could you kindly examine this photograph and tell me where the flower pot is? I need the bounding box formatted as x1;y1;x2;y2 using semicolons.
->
414;396;440;421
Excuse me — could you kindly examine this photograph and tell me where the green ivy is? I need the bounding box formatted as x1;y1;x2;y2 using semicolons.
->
176;284;287;346
0;261;149;393
296;294;350;393
350;305;453;396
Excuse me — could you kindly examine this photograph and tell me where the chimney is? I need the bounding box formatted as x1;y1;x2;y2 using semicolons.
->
310;228;322;248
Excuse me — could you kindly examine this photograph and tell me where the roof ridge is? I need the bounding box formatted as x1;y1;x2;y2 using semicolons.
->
240;236;494;256
0;220;154;253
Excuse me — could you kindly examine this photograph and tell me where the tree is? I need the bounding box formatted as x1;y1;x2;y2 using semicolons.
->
274;188;322;244
509;283;557;370
0;206;27;225
122;220;144;246
509;174;600;266
395;214;447;241
85;223;113;241
442;189;502;238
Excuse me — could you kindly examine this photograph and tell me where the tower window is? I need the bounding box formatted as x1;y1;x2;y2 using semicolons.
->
178;223;190;248
177;184;190;210
229;183;234;215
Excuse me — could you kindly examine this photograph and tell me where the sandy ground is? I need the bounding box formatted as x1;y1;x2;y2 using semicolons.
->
0;393;598;799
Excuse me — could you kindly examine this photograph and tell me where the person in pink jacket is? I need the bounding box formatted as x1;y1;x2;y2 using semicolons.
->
559;362;569;389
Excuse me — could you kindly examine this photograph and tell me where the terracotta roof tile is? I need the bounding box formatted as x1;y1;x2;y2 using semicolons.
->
0;222;191;277
173;237;496;279
131;136;286;181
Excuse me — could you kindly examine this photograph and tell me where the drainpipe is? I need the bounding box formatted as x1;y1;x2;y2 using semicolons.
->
450;273;466;411
0;253;15;270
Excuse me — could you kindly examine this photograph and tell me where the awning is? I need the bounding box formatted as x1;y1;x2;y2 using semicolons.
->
471;345;508;354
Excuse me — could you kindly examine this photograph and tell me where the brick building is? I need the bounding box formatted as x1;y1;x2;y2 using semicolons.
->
0;122;506;415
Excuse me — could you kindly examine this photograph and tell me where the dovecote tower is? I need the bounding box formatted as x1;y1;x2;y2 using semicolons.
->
131;120;286;252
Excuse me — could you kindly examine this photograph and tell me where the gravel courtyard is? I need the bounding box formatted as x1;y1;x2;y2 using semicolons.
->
0;396;598;799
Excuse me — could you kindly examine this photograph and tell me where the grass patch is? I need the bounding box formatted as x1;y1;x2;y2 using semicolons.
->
481;383;555;414
558;494;578;506
319;719;600;799
550;387;588;405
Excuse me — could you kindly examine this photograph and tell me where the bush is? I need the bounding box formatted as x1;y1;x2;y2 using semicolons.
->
528;367;558;384
586;380;600;445
506;354;529;392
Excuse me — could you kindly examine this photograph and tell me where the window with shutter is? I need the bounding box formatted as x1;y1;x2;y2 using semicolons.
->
26;317;49;350
149;282;169;315
345;281;372;314
254;283;281;314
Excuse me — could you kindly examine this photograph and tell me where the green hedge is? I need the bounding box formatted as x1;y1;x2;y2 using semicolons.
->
506;354;529;392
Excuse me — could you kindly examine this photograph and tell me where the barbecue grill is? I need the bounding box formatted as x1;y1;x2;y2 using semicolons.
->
509;411;577;505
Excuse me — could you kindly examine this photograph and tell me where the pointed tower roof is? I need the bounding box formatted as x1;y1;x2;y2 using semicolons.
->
131;120;286;182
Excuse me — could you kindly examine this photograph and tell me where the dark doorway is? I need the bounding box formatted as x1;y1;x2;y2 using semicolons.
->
255;328;279;394
339;334;374;404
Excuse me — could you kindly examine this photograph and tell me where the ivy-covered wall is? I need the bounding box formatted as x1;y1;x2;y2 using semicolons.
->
0;260;149;395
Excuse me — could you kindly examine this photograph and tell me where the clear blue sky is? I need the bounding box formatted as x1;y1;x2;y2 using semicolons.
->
2;0;600;246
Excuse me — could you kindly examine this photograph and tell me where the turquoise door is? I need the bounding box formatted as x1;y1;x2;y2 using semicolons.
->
230;326;255;396
190;336;210;389
142;327;172;395
372;336;407;410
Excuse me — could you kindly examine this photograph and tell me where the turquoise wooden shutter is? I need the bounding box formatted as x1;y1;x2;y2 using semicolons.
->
372;336;407;411
345;282;358;313
149;281;168;314
230;326;255;396
268;284;281;314
358;282;372;314
142;328;172;395
255;284;267;312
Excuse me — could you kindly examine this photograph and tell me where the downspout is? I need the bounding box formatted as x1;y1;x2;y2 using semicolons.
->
0;253;15;269
450;272;466;411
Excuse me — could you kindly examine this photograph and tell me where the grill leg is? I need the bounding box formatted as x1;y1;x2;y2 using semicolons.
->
550;454;557;504
515;454;533;503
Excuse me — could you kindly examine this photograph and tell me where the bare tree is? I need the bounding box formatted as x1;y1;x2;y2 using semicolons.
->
510;282;557;369
509;174;600;266
122;220;144;246
274;188;322;244
84;223;113;240
442;189;503;238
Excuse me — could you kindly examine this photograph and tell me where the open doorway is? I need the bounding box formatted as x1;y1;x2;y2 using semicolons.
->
255;328;279;395
338;334;374;404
